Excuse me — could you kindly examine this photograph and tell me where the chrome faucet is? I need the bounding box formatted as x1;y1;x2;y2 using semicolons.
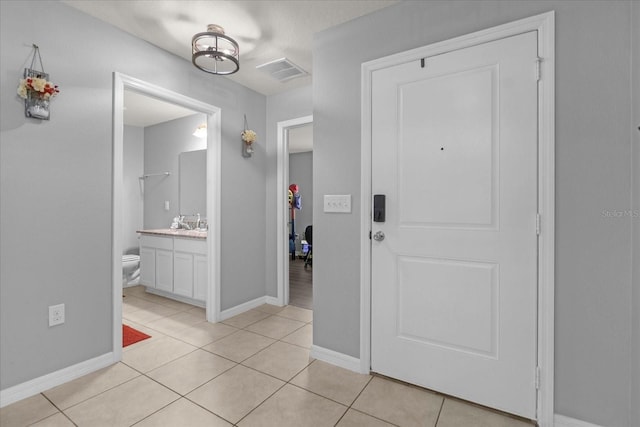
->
178;215;192;230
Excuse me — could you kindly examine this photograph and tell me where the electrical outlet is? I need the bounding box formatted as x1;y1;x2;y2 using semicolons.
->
49;304;65;327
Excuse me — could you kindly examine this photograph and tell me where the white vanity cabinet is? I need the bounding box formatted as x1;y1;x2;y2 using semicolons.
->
173;238;207;299
155;248;174;292
139;246;156;287
138;232;206;305
193;253;208;301
139;235;173;290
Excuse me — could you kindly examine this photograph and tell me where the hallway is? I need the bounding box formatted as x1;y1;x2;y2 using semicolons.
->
289;258;312;310
1;287;533;426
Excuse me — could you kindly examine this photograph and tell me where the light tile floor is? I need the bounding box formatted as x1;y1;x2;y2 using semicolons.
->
1;286;536;426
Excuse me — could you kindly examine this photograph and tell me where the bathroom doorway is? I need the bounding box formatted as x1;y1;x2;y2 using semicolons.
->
112;73;222;359
121;90;205;288
288;123;313;309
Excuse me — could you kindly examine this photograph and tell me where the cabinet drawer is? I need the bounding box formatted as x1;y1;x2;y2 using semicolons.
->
174;238;207;254
140;234;173;250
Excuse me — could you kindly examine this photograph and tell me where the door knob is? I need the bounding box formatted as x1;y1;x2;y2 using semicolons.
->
373;231;385;241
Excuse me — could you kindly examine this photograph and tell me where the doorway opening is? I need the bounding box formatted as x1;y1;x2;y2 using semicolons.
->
288;123;313;309
112;73;222;360
276;115;313;307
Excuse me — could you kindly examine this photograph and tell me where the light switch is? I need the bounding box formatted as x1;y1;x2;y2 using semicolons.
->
324;195;351;213
164;200;170;211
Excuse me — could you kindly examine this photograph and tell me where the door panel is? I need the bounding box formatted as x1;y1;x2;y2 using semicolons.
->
399;65;497;228
397;256;498;357
371;31;539;419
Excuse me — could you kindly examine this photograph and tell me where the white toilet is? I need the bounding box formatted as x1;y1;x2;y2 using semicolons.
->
122;254;140;286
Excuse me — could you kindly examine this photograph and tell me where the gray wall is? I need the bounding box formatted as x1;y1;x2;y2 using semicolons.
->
143;114;206;229
632;3;640;427
313;1;636;426
289;151;313;240
0;0;266;390
265;86;313;298
123;125;144;254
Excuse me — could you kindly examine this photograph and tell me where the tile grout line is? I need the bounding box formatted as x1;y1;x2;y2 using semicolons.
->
331;375;406;427
56;374;144;425
232;380;289;425
126;393;181;427
180;394;238;426
433;396;445;427
38;392;79;427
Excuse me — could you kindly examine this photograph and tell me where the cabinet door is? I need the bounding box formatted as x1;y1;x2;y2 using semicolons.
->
174;252;194;298
139;247;156;287
155;249;174;292
193;254;208;301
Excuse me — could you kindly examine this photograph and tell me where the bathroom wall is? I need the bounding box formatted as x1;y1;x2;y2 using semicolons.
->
123;125;144;254
265;86;313;298
289;151;313;239
143;114;206;229
0;0;267;392
312;1;635;426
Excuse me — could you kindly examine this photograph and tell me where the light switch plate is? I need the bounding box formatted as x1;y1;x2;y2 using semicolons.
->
324;195;351;213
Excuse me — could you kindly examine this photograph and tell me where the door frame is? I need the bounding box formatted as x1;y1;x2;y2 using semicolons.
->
359;12;555;425
112;72;222;361
276;115;313;306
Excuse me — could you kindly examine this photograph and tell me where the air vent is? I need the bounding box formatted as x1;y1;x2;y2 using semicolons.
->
256;58;308;82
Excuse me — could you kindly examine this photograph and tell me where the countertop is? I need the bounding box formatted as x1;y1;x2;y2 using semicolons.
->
137;228;207;240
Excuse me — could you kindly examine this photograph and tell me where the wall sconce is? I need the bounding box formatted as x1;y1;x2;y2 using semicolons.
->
193;123;207;138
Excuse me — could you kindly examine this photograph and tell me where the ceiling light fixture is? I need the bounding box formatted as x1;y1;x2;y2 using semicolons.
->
192;24;239;75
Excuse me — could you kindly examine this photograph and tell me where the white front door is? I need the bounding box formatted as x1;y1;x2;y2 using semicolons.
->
371;31;539;419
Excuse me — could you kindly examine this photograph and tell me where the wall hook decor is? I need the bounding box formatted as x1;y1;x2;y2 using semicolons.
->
17;44;59;120
241;114;256;158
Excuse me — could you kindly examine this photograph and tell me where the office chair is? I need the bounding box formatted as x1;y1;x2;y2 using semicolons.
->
304;225;312;268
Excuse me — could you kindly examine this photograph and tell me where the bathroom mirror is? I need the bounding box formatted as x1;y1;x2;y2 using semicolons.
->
179;149;206;216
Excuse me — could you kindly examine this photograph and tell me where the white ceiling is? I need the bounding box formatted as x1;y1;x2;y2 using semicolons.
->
62;0;398;96
123;90;199;127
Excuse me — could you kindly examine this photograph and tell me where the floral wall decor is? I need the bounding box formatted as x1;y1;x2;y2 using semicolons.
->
17;44;59;120
241;114;256;157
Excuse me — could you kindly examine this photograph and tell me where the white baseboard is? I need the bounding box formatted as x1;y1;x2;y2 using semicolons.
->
0;352;116;408
554;414;603;427
310;345;365;374
219;296;268;321
145;288;205;308
265;296;281;306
